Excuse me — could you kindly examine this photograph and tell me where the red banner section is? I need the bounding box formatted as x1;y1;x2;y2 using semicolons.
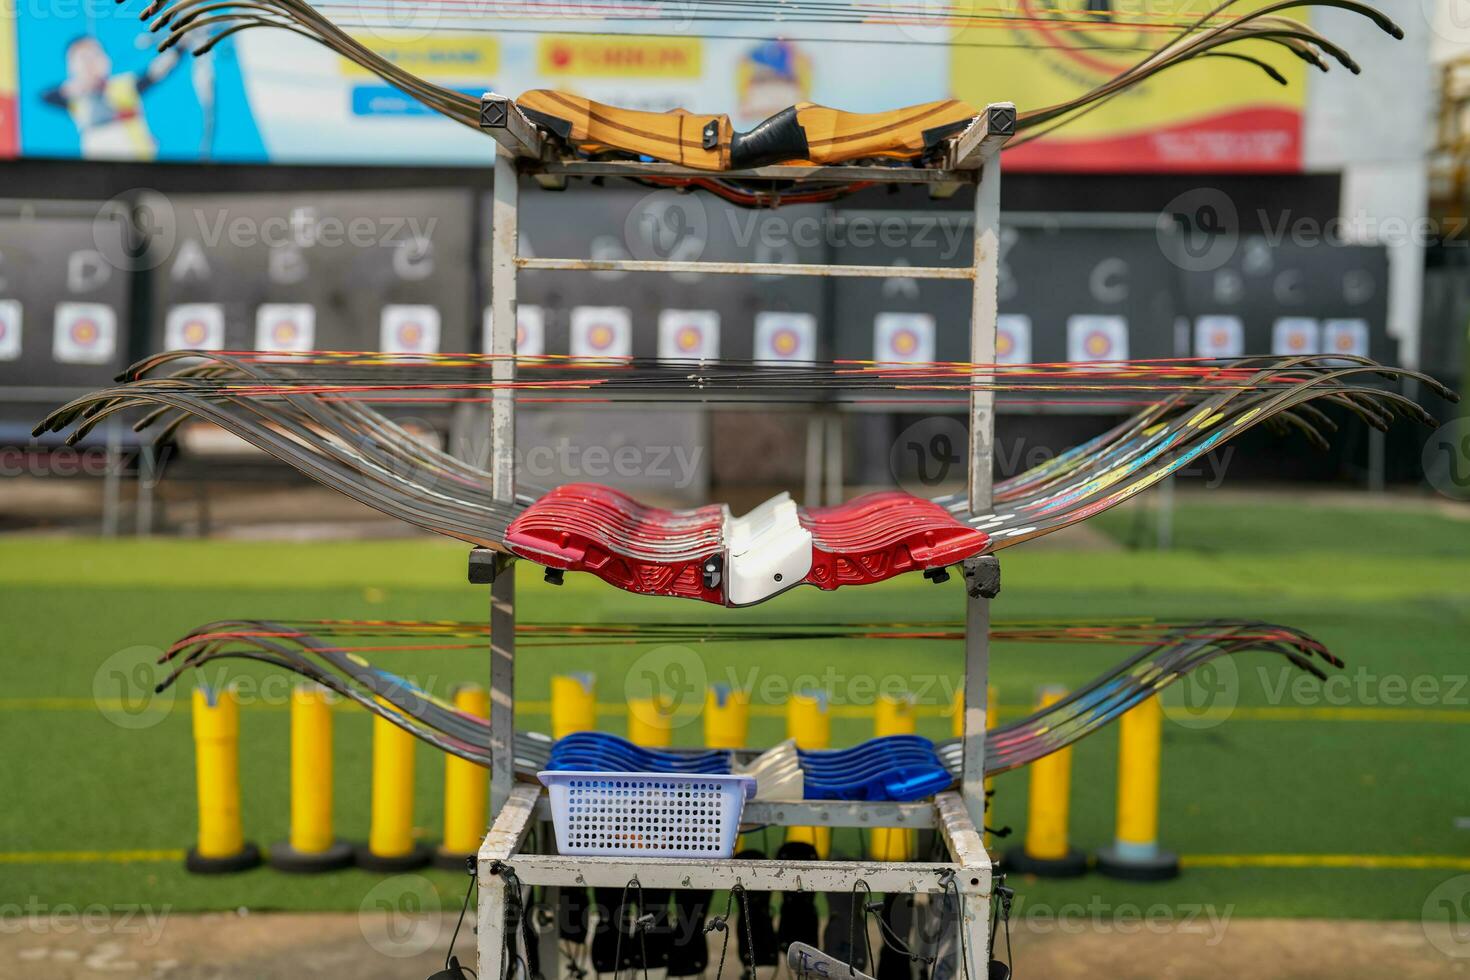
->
0;97;16;158
1004;107;1303;174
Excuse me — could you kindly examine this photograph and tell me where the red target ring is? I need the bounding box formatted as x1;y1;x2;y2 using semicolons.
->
588;324;615;350
675;325;703;352
70;319;98;345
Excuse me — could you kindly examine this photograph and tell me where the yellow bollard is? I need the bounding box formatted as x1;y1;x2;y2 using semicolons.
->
551;673;597;739
1003;686;1087;877
870;693;917;861
356;702;431;871
269;684;352;872
784;690;831;857
1096;696;1179;880
704;685;750;749
628;695;674;748
435;685;492;870
186;686;261;873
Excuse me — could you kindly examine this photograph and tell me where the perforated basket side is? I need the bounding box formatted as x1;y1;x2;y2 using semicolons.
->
541;772;750;858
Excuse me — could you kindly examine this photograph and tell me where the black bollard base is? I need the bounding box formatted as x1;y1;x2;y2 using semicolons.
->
431;847;478;873
185;842;263;875
268;839;356;873
1095;846;1180;882
1000;847;1089;878
354;842;434;872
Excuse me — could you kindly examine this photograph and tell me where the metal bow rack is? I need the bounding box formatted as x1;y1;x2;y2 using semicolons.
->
472;92;1016;980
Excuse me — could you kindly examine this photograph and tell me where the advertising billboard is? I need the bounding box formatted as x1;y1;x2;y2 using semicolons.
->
951;2;1309;173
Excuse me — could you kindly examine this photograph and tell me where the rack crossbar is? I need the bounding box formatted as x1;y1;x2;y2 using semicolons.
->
517;257;973;279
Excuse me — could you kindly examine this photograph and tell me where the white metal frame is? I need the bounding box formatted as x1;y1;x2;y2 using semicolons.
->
475;100;1014;980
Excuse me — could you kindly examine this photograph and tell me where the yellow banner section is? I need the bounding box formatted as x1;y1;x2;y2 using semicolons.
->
343;33;499;79
0;15;14;90
0;12;15;157
537;35;702;78
950;0;1307;170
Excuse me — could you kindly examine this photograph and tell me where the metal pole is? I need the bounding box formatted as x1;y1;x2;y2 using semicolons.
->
1156;474;1175;551
136;438;156;537
804;414;823;507
961;158;1002;980
101;423;121;538
824;413;843;506
489;152;519;818
1368;428;1386;494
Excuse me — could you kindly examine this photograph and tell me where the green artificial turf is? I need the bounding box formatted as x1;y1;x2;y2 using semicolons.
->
1;498;1468;920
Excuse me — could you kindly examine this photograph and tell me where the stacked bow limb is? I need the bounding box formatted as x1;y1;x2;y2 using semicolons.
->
505;484;726;602
158;617;1339;778
802;492;989;591
35;351;528;550
35;353;1457;603
124;0;1402;188
942;356;1454;550
505;486;990;604
947;621;1337;774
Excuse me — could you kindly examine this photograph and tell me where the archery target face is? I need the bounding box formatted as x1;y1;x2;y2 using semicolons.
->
995;315;1031;365
166;304;226;351
658;310;720;361
481;305;545;356
570;306;632;358
1194;315;1244;358
255;304;316;354
1272;317;1320;356
1323;318;1369;358
754;311;816;362
53;303;117;365
874;312;936;364
1067;315;1129;363
0;300;20;362
381;305;441;356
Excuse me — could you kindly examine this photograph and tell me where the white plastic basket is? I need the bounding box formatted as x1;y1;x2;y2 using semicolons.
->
538;771;757;858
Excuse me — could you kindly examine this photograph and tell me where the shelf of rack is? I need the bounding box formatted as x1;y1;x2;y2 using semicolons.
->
475;105;1010;980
